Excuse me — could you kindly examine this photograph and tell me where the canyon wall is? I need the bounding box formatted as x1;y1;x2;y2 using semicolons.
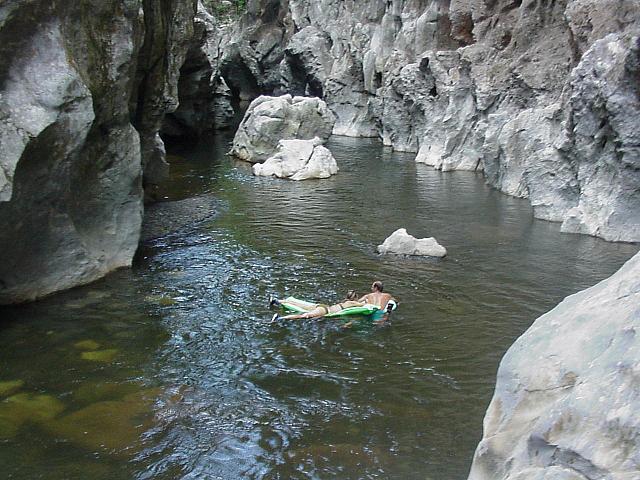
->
217;0;640;242
0;0;197;304
0;0;637;298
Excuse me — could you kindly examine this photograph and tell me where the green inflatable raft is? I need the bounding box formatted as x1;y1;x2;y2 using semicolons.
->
279;296;396;318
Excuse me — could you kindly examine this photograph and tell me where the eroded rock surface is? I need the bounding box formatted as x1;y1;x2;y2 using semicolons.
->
377;228;447;257
217;0;640;242
165;2;235;138
0;0;197;304
252;137;338;180
469;250;640;480
230;95;336;163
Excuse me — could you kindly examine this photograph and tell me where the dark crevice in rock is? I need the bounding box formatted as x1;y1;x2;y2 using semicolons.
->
220;54;262;101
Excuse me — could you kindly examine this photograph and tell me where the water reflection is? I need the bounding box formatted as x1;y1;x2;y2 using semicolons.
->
0;133;637;479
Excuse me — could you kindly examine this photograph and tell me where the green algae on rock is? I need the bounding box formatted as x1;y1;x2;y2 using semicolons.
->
0;393;65;439
44;390;159;453
0;380;25;398
81;349;119;363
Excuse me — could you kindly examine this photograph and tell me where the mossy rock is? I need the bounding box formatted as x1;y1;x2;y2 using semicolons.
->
44;389;159;453
81;349;119;362
0;380;24;398
74;339;101;351
0;393;65;439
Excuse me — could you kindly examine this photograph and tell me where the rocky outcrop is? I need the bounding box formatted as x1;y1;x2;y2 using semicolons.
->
469;250;640;480
164;2;236;138
0;0;197;304
253;137;338;180
230;94;336;163
132;0;197;195
377;228;447;257
217;0;640;242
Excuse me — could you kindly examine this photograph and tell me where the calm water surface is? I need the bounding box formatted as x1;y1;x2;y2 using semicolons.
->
1;133;638;480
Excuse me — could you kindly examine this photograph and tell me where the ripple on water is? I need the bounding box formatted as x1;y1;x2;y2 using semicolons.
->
0;134;637;480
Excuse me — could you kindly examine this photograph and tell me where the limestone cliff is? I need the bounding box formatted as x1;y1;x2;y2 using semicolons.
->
216;0;640;242
469;250;640;480
0;0;197;304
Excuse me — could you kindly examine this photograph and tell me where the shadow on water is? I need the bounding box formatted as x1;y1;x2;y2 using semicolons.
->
0;133;638;479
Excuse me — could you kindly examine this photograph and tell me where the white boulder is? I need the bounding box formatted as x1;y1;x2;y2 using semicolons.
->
230;94;336;163
252;137;338;181
377;228;447;257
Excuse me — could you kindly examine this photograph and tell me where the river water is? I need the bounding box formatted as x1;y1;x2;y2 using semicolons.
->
1;133;637;480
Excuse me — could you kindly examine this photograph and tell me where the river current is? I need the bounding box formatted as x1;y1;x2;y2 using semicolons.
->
1;132;637;480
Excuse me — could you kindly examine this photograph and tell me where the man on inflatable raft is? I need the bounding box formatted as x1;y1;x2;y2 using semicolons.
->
270;280;397;323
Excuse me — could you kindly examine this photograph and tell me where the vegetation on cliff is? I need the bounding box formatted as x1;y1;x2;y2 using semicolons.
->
202;0;246;17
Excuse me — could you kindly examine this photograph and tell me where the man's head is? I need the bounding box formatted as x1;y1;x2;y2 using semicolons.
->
371;281;384;293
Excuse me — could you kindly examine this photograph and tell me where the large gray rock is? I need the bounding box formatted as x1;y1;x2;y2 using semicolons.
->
560;34;640;242
469;250;640;480
0;0;197;304
252;137;338;180
230;94;336;163
377;228;447;257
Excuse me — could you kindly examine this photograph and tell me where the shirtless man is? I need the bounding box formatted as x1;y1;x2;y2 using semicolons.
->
357;280;397;325
358;281;395;309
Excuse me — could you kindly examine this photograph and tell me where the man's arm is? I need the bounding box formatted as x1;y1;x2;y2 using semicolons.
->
375;301;396;325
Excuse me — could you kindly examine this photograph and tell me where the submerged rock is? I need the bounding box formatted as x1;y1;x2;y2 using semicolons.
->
81;349;119;363
0;393;65;439
230;95;336;163
377;229;447;257
0;380;24;398
469;251;640;480
141;195;221;242
252;137;339;180
44;389;158;453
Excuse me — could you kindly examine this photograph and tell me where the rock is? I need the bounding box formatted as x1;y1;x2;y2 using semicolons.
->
165;3;236;137
133;0;197;193
469;250;640;480
230;94;336;163
0;392;65;439
216;0;640;242
0;380;24;398
252;137;339;180
0;0;198;304
559;34;640;242
377;228;447;257
81;349;119;363
44;389;158;454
